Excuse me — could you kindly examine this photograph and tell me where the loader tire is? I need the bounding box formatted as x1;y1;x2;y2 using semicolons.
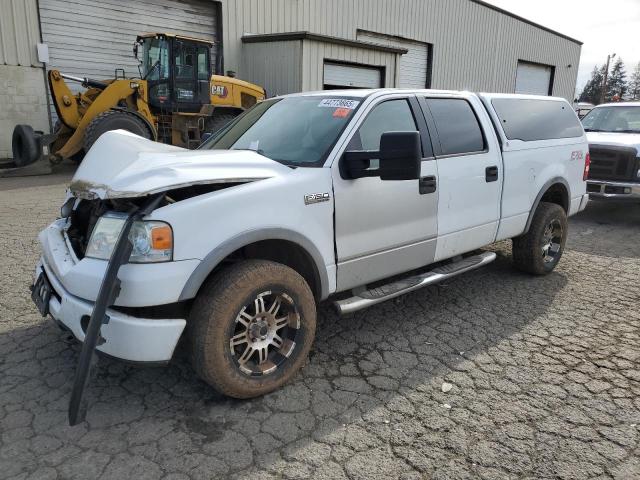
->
512;202;568;275
188;260;316;399
84;110;152;153
206;112;239;136
12;124;40;167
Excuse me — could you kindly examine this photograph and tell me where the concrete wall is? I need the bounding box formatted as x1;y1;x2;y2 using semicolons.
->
0;0;49;160
0;66;50;159
220;0;581;100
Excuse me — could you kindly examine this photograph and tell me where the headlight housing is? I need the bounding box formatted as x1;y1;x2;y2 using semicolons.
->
85;213;173;263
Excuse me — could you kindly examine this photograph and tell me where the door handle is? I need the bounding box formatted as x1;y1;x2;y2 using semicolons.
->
419;175;437;194
485;166;499;182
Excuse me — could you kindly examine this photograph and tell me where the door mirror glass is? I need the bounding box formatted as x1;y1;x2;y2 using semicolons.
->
342;131;421;180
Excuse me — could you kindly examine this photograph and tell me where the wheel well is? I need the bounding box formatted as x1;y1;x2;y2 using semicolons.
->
539;182;569;212
211;239;322;300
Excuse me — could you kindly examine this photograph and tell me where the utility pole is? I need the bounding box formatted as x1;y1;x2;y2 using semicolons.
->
601;53;616;104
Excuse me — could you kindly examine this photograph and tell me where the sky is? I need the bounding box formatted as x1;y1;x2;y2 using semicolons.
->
482;0;640;97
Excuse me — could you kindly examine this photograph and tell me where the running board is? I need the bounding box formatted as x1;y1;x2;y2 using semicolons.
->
334;251;497;315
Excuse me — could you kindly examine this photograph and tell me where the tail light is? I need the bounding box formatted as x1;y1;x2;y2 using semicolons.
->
583;152;591;181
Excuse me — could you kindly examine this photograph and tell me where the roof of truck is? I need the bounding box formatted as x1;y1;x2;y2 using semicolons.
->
593;102;640;108
280;89;569;103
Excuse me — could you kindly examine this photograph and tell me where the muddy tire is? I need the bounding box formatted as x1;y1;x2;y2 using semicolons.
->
512;202;568;275
12;124;40;167
84;110;152;152
188;259;316;398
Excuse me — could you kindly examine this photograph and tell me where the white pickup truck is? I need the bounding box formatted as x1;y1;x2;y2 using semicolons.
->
32;89;589;424
582;102;640;200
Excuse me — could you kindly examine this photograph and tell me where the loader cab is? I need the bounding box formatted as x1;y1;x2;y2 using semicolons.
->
137;33;212;113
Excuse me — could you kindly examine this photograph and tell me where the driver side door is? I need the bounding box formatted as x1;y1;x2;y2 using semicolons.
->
332;95;439;291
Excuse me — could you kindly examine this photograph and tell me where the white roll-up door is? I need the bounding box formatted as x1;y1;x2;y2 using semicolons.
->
38;0;218;118
357;31;429;88
323;62;382;89
515;61;553;96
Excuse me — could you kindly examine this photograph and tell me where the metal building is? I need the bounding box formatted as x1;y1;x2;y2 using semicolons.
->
225;0;582;99
0;0;581;161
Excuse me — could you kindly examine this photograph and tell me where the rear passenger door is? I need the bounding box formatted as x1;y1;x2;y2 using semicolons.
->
418;96;502;261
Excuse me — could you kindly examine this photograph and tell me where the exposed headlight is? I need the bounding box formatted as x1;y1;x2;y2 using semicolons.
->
85;213;173;263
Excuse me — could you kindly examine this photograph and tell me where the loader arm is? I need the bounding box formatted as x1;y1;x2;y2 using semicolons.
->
54;78;155;159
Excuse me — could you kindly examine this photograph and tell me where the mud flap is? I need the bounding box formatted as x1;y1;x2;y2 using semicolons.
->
68;193;164;426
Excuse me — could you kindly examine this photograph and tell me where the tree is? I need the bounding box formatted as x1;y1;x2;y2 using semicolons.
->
607;58;627;101
628;62;640;100
578;65;605;104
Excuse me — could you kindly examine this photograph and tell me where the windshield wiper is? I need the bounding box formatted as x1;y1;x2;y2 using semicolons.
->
583;128;604;132
616;129;640;134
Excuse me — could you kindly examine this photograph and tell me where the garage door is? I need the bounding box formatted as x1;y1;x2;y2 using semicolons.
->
357;31;429;88
324;62;382;89
38;0;218;116
515;61;553;96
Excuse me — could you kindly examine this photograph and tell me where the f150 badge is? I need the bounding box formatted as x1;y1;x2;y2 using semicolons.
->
304;192;330;205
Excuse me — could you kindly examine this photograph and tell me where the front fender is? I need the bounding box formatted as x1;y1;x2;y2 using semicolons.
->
178;228;330;301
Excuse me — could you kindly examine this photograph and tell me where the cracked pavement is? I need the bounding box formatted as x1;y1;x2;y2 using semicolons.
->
1;174;639;479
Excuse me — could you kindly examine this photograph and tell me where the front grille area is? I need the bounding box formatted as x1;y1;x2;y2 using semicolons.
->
588;146;638;181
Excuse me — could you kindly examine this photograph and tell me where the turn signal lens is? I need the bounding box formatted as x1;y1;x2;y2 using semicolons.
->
151;225;173;250
583;152;591;181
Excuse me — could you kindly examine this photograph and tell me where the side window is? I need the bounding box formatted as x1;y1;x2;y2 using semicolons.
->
492;98;584;141
426;98;485;155
348;99;419;152
197;47;209;80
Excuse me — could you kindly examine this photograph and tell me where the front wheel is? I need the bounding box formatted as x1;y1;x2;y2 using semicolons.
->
512;202;568;275
188;260;316;398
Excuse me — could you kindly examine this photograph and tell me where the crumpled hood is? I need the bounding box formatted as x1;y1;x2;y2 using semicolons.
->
587;131;640;156
70;130;292;199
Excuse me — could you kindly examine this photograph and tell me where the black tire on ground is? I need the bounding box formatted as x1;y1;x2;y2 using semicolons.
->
83;110;152;152
12;124;40;167
512;202;568;275
188;259;317;399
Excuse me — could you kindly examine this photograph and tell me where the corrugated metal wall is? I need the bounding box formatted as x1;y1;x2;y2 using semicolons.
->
0;0;42;67
221;0;581;100
38;0;218;80
302;40;397;91
242;40;302;96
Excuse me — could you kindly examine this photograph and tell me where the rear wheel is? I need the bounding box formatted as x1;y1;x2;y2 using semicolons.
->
188;260;316;398
512;202;568;275
84;110;152;152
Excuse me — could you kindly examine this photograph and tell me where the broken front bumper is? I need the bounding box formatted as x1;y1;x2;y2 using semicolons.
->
37;256;186;362
587;180;640;200
35;218;192;363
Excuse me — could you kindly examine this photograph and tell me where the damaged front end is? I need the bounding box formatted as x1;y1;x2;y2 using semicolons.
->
67;193;164;426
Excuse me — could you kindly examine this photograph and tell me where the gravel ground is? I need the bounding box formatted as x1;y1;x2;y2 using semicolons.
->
1;174;639;480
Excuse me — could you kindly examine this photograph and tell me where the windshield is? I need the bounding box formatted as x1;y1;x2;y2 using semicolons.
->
581;106;640;133
202;96;362;166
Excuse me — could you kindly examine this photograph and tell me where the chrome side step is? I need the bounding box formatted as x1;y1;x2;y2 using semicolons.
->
334;251;497;315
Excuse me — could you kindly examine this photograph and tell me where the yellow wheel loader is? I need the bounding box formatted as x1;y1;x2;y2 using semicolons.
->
11;33;265;167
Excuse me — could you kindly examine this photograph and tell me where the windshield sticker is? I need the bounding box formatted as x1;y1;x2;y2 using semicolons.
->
318;99;360;109
332;107;352;118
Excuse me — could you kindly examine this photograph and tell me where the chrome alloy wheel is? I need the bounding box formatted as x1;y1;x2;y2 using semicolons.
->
541;219;563;265
229;291;300;376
